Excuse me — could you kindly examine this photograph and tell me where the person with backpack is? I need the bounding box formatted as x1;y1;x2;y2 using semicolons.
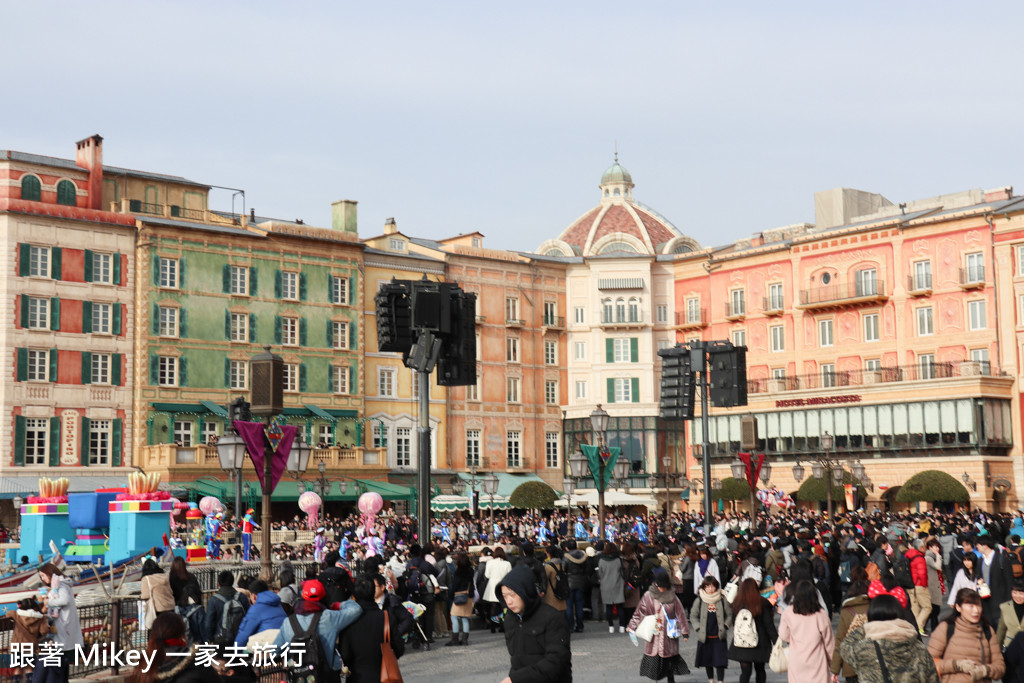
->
727;577;775;683
621;542;643;625
927;587;1005;683
204;570;249;646
627;568;690;683
273;579;362;683
904;539;931;635
168;557;207;643
129;613;220;683
340;577;403;683
405;543;441;643
448;551;476;646
234;580;286;647
6;597;47;683
542;545;568;615
838;594;939;683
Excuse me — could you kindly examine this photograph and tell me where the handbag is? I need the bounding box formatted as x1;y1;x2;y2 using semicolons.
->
768;638;789;673
722;577;740;603
978;581;992;598
453;590;469;605
633;614;659;641
380;611;403;683
662;606;683;639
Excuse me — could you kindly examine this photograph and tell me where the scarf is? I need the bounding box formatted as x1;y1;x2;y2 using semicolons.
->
697;558;710;576
699;588;723;606
294;599;325;615
649;586;678;605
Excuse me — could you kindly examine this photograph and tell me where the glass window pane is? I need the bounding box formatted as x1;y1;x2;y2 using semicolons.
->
984;400;996;442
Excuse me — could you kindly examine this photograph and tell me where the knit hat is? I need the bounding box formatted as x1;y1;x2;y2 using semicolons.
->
652;567;671;589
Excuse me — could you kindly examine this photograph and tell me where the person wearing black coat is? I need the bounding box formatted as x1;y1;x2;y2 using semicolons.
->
977;535;1015;628
496;564;572;683
340;578;403;683
1004;628;1024;683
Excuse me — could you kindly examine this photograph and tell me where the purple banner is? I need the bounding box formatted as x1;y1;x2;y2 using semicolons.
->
233;420;296;495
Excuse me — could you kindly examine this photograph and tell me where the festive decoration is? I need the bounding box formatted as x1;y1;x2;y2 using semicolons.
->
127;471;162;496
198;496;223;516
358;491;383;529
30;477;71;503
233;420;296;495
298;491;323;530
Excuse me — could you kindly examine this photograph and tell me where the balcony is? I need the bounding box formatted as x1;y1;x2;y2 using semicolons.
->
906;274;932;297
505;317;525;327
601;312;644;329
959;267;985;289
746;360;1004;395
725;302;746;322
675;309;708;331
797;280;888;310
542;315;565;331
136;443;385;474
762;296;784;316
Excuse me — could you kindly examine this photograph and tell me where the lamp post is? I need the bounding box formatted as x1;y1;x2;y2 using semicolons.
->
647;454;675;538
313;460;330;498
250;346;285;581
482;472;499;532
793;432;867;521
216;429;249;542
562;476;576;518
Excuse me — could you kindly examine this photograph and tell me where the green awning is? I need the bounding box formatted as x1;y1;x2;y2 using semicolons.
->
173;478;414;503
152;403;211;414
200;400;229;418
305;404;335;421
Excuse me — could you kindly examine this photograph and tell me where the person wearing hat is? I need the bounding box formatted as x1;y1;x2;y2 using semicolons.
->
314;527;327;564
997;578;1024;648
273;579;363;683
496;564;572;683
242;508;259;561
627;567;690;682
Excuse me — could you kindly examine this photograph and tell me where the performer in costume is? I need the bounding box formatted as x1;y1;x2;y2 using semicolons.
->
339;531;351;560
605;523;617;542
574;517;589;540
205;512;223;559
441;521;452;544
537;522;550;544
313;527;327;563
631;516;649;543
242;508;258;561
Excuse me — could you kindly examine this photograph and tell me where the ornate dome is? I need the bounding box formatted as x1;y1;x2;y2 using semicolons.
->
601;158;633;185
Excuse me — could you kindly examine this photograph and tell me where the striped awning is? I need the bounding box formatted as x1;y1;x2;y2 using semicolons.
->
598;277;644;290
430;495;472;512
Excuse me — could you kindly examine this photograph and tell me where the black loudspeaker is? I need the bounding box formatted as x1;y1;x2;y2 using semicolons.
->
658;345;695;420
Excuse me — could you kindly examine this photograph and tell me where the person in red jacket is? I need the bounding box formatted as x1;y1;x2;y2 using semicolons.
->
904;538;930;634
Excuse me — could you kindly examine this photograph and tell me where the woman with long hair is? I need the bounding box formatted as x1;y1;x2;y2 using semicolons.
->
694;546;721;596
37;562;81;683
621;541;642;626
689;575;732;683
130;612;219;683
679;544;698;613
168;556;207;642
947;553;978;606
839;594;939;683
599;540;627;633
482;546;511;633
928;588;1004;682
831;566;871;683
140;559;176;630
448;551;475;646
728;577;776;683
778;579;834;683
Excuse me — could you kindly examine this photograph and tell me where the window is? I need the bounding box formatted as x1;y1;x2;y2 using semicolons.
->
25;418;47;466
506;337;519;362
771;367;786;380
627;298;640;322
966;252;984;283
971;348;990;373
230;313;249;342
863;313;879;342
89;303;111;335
466;376;479;401
158;306;177;337
657;340;671;352
732;329;746;347
27;350;48;381
88;419;111;466
20;175;41;202
865;359;881;372
466;430;481;468
544;340;556;365
372;422;386;449
332;321;349;349
92;253;113;284
855;268;878;296
768;283;784;310
56;180;76;206
919;354;935;380
230;266;249;295
686;298;701;323
159;257;179;288
91;353;111;384
545;380;557;404
506;431;522;468
331;276;348;305
378;368;395;397
574;341;586;360
770;325;784;352
229;360;248;389
26;297;49;329
317;424;332;446
284;364;298;393
614;377;633;402
505;297;519;322
203;422;220;445
543;301;557;326
173;420;193;447
730;289;745;316
821;363;836;388
575;381;587;399
616;299;626;322
389;238;405;251
411;370;419;400
969;300;986;330
332;366;349;394
917;307;934;336
1019;246;1024;276
472;236;482;247
574;307;585;324
602;299;613;323
613;338;631;362
818;319;833;347
29;246;50;278
281;272;298;300
395;427;411;467
545;432;559;468
281;317;298;345
913;261;932;290
506;376;520;403
158;357;177;386
656;304;668;323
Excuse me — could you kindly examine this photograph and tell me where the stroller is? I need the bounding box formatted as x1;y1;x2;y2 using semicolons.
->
402;601;431;651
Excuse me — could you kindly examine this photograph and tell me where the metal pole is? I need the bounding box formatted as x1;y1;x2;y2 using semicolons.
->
695;342;713;539
417;370;431;546
260;436;273;582
826;463;833;521
598;458;606;542
234;468;243;543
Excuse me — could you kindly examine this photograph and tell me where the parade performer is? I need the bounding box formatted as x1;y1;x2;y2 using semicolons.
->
441;521;452;544
205;512;223;559
361;526;384;557
606;523;617;542
339;531;351;560
537;521;550;544
575;517;589;540
313;527;327;563
242;508;258;561
632;516;649;543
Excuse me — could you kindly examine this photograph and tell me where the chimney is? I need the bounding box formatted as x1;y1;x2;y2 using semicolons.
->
984;186;1013;202
74;134;104;210
331;199;358;233
384;217;397;234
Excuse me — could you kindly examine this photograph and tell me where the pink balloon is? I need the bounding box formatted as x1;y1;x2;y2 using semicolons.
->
358;492;383;515
199;496;223;516
298;491;322;513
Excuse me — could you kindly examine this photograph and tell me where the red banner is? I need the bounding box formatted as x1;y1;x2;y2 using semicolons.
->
738;452;765;490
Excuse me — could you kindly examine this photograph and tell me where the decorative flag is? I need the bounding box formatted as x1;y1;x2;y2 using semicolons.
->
844;484;856;511
233;420;296;495
580;444;621;491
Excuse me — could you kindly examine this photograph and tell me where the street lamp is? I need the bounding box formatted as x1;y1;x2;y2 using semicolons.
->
286;437;313;480
313;460;331;498
562;477;575;517
482;472;499;531
216;430;248;538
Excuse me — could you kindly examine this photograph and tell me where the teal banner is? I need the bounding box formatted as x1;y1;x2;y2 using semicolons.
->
580;444;621;491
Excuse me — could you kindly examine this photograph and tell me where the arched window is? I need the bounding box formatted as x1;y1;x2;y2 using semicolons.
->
616;298;626;322
613;188;620;196
599;241;638;255
604;189;609;197
628;298;640;322
20;175;41;202
56;180;76;206
602;298;613;324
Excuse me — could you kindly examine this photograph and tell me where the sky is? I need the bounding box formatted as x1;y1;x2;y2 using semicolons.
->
4;2;1023;252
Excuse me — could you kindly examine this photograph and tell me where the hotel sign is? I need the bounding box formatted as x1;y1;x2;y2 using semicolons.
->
775;394;862;409
61;409;80;465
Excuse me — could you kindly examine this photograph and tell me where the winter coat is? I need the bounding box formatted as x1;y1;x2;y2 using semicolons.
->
926;549;945;606
1003;629;1024;683
726;596;776;663
831;594;870;678
778;606;834;683
839;618;938;683
542;562;566;611
45;576;83;650
906;547;928;587
598;554;625;605
204;586;248;642
628;588;689;659
978;550;1015;626
169;573;203;608
234;591;286;646
621;554;641;609
141;572;176;617
997;600;1024;648
339;599;398;683
483;557;513;602
765;549;785;581
563;550;588;590
273;601;363;672
6;608;48;645
496;565;572;683
689;590;733;644
927;616;1005;683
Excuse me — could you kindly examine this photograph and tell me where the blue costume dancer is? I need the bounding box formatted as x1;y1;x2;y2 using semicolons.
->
605;524;616;542
631;517;649;543
537;523;549;544
441;522;452;544
574;519;588;540
339;532;351;560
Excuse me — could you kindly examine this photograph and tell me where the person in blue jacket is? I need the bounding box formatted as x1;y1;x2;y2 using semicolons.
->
234;580;287;647
274;579;363;682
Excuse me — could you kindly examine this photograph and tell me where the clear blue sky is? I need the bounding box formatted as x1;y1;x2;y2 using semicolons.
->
5;2;1021;252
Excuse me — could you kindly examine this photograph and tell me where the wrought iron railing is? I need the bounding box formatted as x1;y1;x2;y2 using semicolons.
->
747;360;1001;394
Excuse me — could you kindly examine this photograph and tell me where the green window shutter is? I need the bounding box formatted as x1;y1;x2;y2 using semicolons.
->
349;320;357;350
112;418;123;467
21;176;40;201
48;417;59;466
149;355;159;385
83;250;94;282
18;244;30;277
274;316;282;344
82;301;93;334
56;180;76;206
607;378;615;403
112;354;122;386
350;366;357;394
152;303;159;335
274;270;282;298
249;267;258;296
13;416;25;467
19;296;28;328
50;298;60;330
179;309;187;338
224;358;231;388
49;349;58;383
112;253;121;286
223;265;231;293
299;318;308;347
299;273;307;301
349;277;356;305
80;417;91;466
249;313;256;342
15;348;27;382
112;304;122;336
81;352;92;384
327;366;334;392
328;275;336;304
51;248;62;280
179;357;188;387
630;337;638;363
152;254;160;286
631;377;639;403
299;364;307;392
606;339;613;363
225;311;231;340
326;321;334;348
179;256;186;288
